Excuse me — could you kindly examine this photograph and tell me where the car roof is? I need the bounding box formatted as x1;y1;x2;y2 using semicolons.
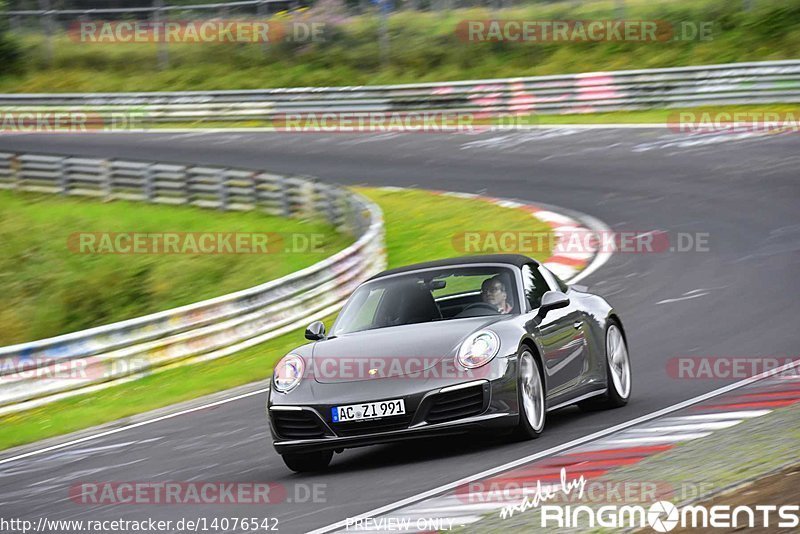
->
368;254;538;281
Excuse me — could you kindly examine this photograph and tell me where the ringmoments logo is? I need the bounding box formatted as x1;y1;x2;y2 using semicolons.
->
495;469;799;531
538;501;800;531
649;501;679;532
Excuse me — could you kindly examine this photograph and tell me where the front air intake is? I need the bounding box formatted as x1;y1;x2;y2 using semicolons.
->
271;410;327;439
425;384;486;424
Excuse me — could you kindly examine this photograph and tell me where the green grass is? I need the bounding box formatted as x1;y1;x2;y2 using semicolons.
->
1;0;799;92
0;191;352;346
101;103;800;130
0;186;553;451
354;187;551;266
525;104;800;124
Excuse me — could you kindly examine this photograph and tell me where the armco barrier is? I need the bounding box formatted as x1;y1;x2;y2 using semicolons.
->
0;61;798;126
0;151;386;414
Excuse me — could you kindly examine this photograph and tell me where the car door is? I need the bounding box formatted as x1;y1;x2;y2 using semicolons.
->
521;264;587;395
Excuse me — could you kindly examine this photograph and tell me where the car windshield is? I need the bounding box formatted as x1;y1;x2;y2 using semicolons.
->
330;265;519;335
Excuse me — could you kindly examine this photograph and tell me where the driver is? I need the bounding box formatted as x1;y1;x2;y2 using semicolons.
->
481;275;512;314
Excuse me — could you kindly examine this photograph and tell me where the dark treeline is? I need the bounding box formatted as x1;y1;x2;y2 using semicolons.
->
7;0;266;9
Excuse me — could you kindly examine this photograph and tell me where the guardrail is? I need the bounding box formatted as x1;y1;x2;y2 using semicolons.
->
0;60;798;125
0;152;386;414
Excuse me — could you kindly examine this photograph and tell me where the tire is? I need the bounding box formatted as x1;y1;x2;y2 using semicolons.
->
514;348;546;439
579;320;631;411
281;450;333;473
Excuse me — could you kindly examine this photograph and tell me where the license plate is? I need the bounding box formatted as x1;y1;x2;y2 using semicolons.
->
331;399;405;423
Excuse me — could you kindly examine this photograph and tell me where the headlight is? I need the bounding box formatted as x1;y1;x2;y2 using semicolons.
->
273;353;305;393
457;331;500;369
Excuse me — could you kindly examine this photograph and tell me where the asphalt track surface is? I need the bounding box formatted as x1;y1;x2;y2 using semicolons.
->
0;129;798;533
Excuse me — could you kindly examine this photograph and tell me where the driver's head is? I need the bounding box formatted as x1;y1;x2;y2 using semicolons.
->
481;275;508;311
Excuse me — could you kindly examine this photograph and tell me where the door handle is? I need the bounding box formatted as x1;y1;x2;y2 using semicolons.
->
573;321;583;329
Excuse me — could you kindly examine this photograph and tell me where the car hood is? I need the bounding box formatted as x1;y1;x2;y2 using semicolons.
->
311;316;507;383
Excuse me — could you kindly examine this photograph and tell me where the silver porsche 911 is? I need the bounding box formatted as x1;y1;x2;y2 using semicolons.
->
267;254;632;472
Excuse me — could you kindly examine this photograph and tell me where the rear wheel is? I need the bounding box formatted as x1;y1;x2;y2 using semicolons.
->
515;348;545;439
281;450;333;473
579;321;631;411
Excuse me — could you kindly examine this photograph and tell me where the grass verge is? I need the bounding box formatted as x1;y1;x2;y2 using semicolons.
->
523;104;800;125
0;190;351;346
0;0;799;92
115;103;800;131
0;186;553;451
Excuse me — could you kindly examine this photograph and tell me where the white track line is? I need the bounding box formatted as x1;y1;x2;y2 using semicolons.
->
667;411;772;421
624;421;742;432
563;210;613;285
599;433;713;445
309;359;800;534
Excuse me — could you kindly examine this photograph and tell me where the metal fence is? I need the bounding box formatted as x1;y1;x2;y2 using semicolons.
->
0;151;386;414
7;0;297;16
5;0;508;19
5;0;313;68
1;60;798;124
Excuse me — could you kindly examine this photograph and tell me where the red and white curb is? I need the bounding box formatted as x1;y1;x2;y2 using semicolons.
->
378;186;606;283
314;362;800;533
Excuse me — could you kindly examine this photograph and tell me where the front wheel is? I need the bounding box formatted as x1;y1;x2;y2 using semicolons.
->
515;348;546;439
579;321;631;411
281;450;333;473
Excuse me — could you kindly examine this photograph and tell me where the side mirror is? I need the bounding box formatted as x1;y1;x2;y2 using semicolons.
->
305;321;326;341
537;291;570;318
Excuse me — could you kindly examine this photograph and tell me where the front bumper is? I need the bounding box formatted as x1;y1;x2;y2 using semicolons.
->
267;357;519;454
272;410;515;454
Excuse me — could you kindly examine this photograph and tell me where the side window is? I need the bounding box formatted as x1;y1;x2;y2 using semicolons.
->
555;275;570;293
521;263;549;310
542;266;570;293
